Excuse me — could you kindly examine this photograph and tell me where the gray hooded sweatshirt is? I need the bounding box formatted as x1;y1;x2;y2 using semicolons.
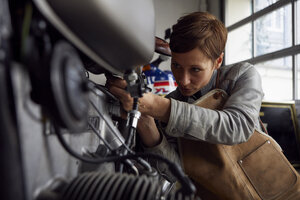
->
143;62;264;181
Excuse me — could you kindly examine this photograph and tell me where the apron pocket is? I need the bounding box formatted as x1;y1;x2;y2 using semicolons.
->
239;140;297;200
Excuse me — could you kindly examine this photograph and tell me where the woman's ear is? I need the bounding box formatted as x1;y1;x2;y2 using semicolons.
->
214;52;224;70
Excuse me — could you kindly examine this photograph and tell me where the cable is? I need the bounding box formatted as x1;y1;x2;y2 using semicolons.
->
53;122;196;195
125;97;139;147
88;80;118;102
123;159;139;176
88;114;146;174
89;98;152;172
87;121;113;152
118;97;139;173
88;81;155;172
85;79;189;184
88;99;133;153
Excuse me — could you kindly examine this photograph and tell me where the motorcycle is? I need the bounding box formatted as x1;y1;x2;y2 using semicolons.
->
0;0;198;199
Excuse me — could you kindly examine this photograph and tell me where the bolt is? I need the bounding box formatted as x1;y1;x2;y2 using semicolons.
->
127;72;138;82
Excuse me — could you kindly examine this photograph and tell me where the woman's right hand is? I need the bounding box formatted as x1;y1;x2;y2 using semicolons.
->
105;74;171;123
105;74;134;112
105;74;163;147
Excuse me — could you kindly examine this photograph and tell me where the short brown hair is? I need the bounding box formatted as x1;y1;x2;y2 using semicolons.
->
170;12;227;61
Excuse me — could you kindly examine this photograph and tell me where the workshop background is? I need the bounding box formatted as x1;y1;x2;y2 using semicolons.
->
1;0;300;200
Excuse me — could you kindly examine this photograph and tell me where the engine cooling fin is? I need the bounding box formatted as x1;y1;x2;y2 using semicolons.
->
61;172;161;200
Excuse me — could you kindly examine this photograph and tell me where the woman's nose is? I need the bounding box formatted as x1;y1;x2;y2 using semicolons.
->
179;72;191;87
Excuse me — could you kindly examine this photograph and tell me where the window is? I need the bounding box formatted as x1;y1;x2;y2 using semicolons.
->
297;0;300;44
254;4;292;56
254;0;279;12
255;57;293;101
225;0;252;26
226;23;252;64
297;54;300;97
225;0;300;100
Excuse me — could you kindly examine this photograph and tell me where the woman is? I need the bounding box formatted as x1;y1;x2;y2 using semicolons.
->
107;12;264;199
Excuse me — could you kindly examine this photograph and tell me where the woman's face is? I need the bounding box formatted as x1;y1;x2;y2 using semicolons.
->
171;48;222;96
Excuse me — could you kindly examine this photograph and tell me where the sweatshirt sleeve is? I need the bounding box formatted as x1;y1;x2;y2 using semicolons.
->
165;65;264;145
142;127;181;182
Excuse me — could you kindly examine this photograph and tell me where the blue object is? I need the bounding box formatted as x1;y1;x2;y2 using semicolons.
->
143;64;177;96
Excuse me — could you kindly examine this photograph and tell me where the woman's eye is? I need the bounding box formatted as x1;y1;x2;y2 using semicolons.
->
171;63;180;68
192;67;201;72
